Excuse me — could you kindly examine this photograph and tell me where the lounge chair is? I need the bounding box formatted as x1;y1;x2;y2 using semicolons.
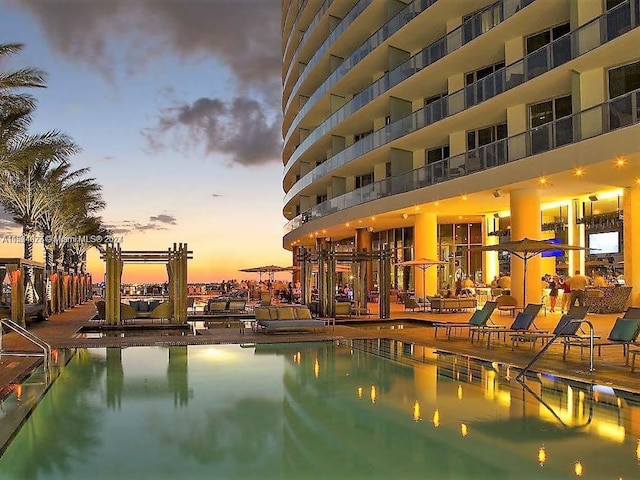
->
562;312;640;363
120;303;137;324
94;300;106;320
147;302;173;322
206;299;228;315
472;303;542;348
432;301;497;339
404;296;420;312
509;306;590;350
334;302;352;319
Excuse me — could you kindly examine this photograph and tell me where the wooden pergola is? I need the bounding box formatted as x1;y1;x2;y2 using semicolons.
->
101;243;192;325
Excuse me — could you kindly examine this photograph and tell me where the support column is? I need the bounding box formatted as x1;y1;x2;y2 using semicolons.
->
414;212;438;298
292;245;301;285
567;199;585;275
510;189;542;306
483;215;499;284
623;186;640;306
356;228;374;295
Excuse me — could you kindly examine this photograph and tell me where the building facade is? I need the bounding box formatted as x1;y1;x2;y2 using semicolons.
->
281;0;640;306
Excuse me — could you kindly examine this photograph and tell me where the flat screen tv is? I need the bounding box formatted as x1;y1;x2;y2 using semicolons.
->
589;231;619;254
541;238;563;257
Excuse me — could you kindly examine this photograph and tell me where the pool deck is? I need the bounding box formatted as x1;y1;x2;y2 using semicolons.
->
1;299;640;395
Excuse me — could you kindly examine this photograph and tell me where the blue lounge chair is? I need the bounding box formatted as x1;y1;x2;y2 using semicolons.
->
509;306;589;350
432;301;497;339
472;303;542;348
562;315;640;363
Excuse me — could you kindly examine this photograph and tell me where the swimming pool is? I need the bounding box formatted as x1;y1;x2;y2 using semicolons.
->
1;340;639;479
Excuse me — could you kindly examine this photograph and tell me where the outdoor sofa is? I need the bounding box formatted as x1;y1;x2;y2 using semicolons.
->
427;296;477;313
254;306;333;333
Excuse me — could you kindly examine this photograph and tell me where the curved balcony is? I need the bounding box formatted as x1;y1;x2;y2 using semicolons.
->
283;0;533;175
284;0;442;146
283;0;639;207
284;0;373;118
284;86;640;234
282;1;309;69
284;0;334;94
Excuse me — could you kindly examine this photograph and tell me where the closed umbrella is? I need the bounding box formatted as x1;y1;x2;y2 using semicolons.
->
395;258;447;305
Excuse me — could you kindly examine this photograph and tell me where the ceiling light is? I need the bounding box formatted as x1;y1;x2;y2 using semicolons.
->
493;190;502;198
574;167;585;177
434;201;440;207
588;194;598;202
493;213;501;219
462;195;468;201
615;156;626;167
538;176;548;185
401;213;408;219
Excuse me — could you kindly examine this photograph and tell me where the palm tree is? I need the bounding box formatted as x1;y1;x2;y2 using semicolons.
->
0;43;47;169
39;164;105;273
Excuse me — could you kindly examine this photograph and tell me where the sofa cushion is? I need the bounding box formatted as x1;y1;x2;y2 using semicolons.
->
255;308;271;321
277;307;295;320
295;307;312;320
267;307;279;319
138;301;150;312
128;300;140;311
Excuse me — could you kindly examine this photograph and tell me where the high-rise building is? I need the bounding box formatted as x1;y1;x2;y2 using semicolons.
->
281;0;640;307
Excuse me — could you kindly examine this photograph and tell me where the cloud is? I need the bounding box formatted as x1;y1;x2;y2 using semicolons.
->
149;214;177;225
10;0;281;100
0;208;19;234
211;193;222;198
142;96;282;167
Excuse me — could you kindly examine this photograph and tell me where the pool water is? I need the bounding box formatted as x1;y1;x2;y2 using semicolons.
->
1;340;639;479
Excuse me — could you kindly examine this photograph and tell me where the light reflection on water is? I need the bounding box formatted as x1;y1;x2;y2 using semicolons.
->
0;340;639;479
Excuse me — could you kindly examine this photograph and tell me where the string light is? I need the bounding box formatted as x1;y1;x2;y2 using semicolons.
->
538;446;546;466
574;461;583;476
413;401;421;422
432;409;440;428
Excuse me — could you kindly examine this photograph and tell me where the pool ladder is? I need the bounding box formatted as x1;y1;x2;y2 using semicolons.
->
0;318;52;370
516;319;595;380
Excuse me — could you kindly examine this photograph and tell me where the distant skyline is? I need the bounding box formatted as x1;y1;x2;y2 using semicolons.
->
0;0;293;282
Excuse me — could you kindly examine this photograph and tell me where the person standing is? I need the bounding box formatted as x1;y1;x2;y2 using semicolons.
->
567;270;590;307
548;276;559;313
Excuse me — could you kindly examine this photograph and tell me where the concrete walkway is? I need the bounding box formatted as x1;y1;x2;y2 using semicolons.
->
1;300;639;396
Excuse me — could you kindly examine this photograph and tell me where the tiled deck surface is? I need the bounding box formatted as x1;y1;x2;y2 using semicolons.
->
1;300;639;394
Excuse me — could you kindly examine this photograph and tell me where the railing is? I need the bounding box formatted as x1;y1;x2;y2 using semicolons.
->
285;86;640;232
284;0;442;145
283;0;640;218
516;319;595;380
0;318;51;370
284;0;373;115
283;0;334;90
284;0;535;169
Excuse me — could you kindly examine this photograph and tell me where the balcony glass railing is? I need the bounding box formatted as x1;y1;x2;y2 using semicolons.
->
284;0;533;172
284;0;333;91
283;0;309;66
284;0;441;145
284;86;640;234
283;0;639;205
284;0;372;116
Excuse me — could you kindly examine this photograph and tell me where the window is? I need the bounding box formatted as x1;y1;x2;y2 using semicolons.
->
355;173;374;189
465;62;506;107
385;162;391;178
608;60;640;129
525;23;570;54
462;3;501;44
316;194;327;205
426;145;450;164
608;60;640;98
424;92;446;106
354;130;373;141
467;123;507;150
465;62;505;85
467;123;508;168
529;95;572;127
529;94;573;153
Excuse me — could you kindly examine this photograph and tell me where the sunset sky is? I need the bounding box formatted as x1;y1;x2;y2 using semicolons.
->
0;0;292;283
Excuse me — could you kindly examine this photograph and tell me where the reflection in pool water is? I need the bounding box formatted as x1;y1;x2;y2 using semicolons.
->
0;340;639;479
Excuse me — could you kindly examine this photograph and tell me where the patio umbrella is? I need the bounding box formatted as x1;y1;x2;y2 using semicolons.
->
239;265;292;288
395;258;447;300
472;238;587;305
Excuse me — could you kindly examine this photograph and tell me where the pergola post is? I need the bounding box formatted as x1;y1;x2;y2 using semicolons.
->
7;264;25;327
